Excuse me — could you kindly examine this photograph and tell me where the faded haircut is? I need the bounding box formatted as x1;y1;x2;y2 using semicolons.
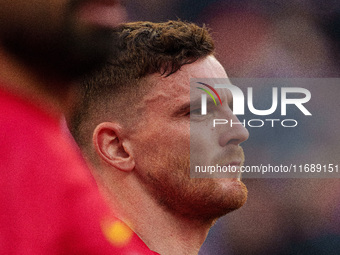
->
68;20;215;153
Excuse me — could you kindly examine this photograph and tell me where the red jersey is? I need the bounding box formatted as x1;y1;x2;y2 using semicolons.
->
0;86;158;254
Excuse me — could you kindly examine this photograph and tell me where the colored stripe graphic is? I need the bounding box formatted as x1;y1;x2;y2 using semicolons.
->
196;82;222;105
196;87;217;105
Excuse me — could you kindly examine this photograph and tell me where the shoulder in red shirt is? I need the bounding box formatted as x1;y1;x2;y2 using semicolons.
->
0;87;158;255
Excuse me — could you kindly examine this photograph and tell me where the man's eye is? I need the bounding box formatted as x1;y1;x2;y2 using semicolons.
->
187;108;201;116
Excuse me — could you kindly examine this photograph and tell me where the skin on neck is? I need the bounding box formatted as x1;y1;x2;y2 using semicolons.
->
91;164;214;255
0;45;76;117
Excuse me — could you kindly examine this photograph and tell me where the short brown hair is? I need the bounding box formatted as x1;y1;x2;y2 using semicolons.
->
68;20;215;152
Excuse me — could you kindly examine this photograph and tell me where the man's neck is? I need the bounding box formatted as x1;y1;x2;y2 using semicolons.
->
97;172;214;255
130;205;212;255
0;46;75;116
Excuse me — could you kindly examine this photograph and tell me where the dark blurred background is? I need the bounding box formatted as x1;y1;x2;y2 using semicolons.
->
121;1;340;254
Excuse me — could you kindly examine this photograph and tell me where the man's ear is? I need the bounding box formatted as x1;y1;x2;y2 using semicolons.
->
93;122;135;172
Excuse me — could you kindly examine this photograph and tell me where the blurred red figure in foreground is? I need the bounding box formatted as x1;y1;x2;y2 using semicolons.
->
0;0;157;253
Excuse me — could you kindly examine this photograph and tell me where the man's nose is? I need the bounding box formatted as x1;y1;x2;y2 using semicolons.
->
219;114;249;147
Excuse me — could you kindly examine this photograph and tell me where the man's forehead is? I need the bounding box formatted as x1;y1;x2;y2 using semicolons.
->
142;56;228;106
142;69;191;108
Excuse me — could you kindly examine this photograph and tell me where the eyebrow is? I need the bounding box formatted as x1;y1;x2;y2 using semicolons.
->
172;97;219;117
171;96;201;116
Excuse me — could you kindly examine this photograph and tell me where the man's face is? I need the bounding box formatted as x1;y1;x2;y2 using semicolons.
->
129;56;249;221
0;0;124;80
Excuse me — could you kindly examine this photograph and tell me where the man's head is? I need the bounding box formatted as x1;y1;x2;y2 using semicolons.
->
0;0;124;80
69;21;249;222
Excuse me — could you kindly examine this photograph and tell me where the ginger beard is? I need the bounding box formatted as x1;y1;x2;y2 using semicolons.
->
135;145;248;222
